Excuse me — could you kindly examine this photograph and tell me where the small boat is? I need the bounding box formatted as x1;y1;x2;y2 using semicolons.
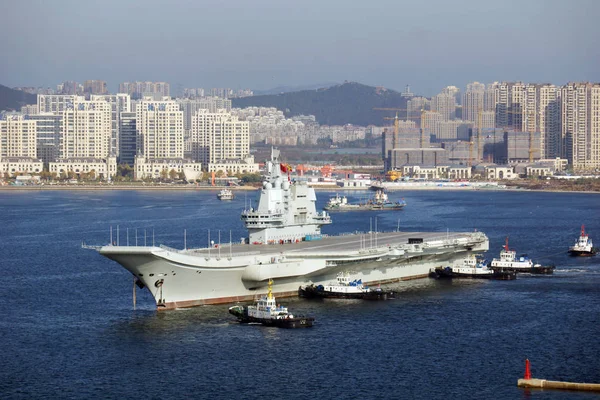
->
298;273;395;300
229;280;314;328
429;255;516;280
568;225;597;256
490;237;554;274
323;190;406;211
217;188;234;200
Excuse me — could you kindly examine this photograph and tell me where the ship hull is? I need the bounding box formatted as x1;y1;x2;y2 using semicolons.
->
96;231;489;310
568;250;597;257
298;285;395;300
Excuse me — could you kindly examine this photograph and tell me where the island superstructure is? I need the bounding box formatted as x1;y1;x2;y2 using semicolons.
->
86;148;489;310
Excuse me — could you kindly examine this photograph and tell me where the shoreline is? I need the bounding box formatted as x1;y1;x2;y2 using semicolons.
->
0;184;598;194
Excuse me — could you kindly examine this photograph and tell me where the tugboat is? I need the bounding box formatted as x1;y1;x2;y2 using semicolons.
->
217;188;234;200
323;190;406;211
229;280;314;328
568;225;597;256
298;273;395;300
429;255;516;280
490;238;554;274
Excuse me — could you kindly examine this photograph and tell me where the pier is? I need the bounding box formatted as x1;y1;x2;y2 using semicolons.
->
518;359;600;392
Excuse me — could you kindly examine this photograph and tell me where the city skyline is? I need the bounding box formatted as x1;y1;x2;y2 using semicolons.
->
2;0;599;96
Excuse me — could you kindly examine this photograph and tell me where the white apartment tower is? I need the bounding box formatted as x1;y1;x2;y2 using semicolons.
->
462;82;486;127
136;97;184;159
190;110;250;165
38;95;84;114
431;92;456;121
91;94;131;156
561;83;600;170
61;100;112;158
0;115;37;158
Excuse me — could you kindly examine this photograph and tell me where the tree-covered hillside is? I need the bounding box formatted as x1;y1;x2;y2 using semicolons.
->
0;84;37;112
233;82;409;126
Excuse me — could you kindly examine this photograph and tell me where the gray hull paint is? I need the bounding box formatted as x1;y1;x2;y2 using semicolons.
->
99;231;489;309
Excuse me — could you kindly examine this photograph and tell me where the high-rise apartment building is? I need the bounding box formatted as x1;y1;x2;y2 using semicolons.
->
119;112;137;165
462;82;486;127
190;110;250;165
84;80;108;95
27;113;63;164
538;85;561;159
431;92;456;121
91;94;131;156
135;97;183;159
0;115;37;158
61;100;112;158
560;82;600;170
57;81;82;95
177;98;233;133
38;95;84;114
119;82;170;99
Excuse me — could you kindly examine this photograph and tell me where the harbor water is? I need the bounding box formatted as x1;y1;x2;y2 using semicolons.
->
1;189;599;399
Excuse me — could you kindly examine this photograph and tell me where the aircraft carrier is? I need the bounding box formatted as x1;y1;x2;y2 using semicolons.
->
87;149;489;310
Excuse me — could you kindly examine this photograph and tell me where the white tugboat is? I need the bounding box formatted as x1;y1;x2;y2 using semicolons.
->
430;254;516;280
217;188;234;200
299;272;395;300
229;280;314;328
85;148;489;310
490;238;554;274
568;225;597;257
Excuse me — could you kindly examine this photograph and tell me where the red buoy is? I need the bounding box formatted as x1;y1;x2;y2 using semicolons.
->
524;359;531;380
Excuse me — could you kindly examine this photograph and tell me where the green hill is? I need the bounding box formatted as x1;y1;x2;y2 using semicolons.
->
232;82;409;126
0;84;37;112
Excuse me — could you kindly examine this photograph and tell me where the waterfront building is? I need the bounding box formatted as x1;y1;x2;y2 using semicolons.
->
27;113;63;165
91;94;131;157
0;115;37;158
538;85;561;159
207;155;259;174
0;157;44;177
133;156;202;180
136;97;184;159
483;164;518;179
190;109;250;166
118;112;137;165
49;156;117;179
560;82;600;170
61;100;112;159
504;130;542;163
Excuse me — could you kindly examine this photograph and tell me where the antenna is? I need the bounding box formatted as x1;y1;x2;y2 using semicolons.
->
184;229;187;250
110;225;113;245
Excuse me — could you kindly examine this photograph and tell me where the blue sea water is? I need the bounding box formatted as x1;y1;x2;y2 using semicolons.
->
1;189;599;400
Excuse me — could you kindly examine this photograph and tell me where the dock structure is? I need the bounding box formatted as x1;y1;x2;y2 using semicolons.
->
518;359;600;392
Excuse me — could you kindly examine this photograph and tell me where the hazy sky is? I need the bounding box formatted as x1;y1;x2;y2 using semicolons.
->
2;0;598;96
